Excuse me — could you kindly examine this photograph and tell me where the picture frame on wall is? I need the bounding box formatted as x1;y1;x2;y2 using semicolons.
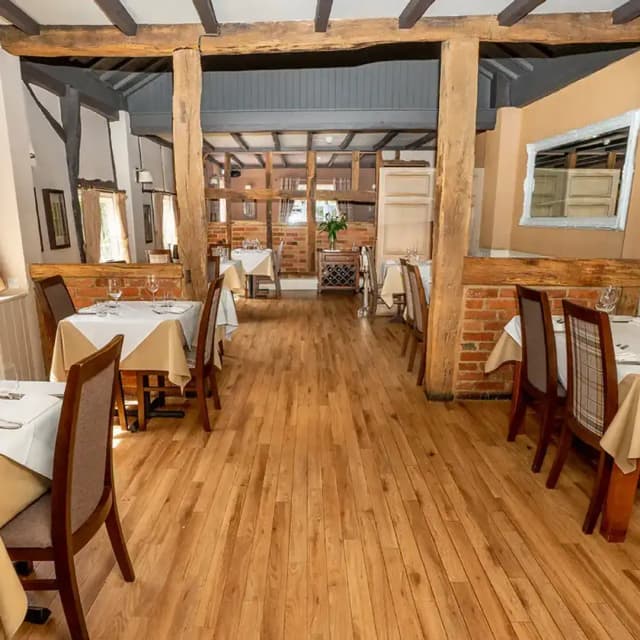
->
42;188;71;250
143;204;154;243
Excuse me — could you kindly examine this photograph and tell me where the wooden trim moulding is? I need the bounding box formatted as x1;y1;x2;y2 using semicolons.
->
30;263;183;280
462;257;640;287
3;14;640;57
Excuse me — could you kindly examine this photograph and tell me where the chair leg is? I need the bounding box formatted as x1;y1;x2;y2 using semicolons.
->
105;500;135;582
531;401;555;473
136;373;147;432
209;367;221;411
55;548;89;640
400;325;411;357
546;423;573;489
507;386;527;442
583;452;613;534
115;374;128;430
196;375;211;432
407;336;418;372
416;341;426;386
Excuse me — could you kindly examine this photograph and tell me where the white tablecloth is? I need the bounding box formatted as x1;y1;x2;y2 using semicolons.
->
218;289;239;338
231;249;275;278
380;261;432;307
0;385;63;479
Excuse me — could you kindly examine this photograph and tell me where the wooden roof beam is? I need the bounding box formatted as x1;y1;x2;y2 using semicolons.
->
93;0;137;36
0;0;39;35
399;0;436;29
193;0;220;34
315;0;333;33
231;132;249;150
498;0;546;27
373;131;398;151
230;153;245;169
255;153;265;168
613;0;640;24
272;131;281;151
406;132;436;149
340;131;355;149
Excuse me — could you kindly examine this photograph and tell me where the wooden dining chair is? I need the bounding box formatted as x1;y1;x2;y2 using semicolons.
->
508;285;566;473
1;336;134;640
399;258;414;357
546;300;618;534
136;277;225;432
407;263;429;385
146;249;172;264
207;254;221;282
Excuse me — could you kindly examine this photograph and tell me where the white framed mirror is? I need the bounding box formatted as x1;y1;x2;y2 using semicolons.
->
520;109;640;230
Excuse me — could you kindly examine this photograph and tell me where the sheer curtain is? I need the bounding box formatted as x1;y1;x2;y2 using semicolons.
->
336;177;353;219
79;189;101;263
279;176;296;222
115;191;131;262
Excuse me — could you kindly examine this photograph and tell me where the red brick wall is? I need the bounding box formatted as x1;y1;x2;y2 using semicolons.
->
455;285;604;398
207;222;228;245
273;224;308;274
231;221;268;249
316;222;375;251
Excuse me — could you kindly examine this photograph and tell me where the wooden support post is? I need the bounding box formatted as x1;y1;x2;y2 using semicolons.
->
307;150;317;273
374;150;383;244
351;151;361;191
265;151;273;249
425;38;479;400
172;47;208;300
607;151;618;169
566;151;577;169
224;152;232;245
60;86;85;263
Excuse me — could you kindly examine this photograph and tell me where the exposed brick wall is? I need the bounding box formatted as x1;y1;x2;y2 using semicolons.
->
231;221;268;249
273;224;308;274
207;222;228;245
455;286;606;398
316;222;376;251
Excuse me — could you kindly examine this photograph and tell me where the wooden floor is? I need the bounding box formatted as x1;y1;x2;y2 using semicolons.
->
17;293;640;639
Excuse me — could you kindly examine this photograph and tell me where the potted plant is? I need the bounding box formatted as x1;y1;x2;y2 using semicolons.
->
318;211;348;251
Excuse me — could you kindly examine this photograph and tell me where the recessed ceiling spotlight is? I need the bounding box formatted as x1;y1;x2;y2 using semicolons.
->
325;135;333;143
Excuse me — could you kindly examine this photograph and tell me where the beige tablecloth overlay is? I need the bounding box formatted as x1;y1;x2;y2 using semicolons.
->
220;261;245;293
485;330;640;474
380;265;403;308
0;456;50;640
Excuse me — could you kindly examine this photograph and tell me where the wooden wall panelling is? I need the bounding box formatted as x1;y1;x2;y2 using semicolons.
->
172;48;208;300
307;151;317;273
426;38;479;400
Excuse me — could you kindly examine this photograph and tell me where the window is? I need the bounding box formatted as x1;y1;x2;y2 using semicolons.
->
162;195;178;248
98;192;126;262
315;183;340;223
284;182;340;225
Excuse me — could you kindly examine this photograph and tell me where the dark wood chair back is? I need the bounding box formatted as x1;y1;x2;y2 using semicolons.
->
146;249;172;264
399;258;414;325
207;254;221;282
563;300;618;444
195;276;225;372
516;285;558;399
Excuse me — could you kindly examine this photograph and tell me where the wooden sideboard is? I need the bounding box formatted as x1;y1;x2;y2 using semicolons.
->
317;249;360;293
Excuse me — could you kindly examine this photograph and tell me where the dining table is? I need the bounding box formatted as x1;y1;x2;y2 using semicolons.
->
380;259;432;308
486;314;640;541
231;249;275;298
0;381;65;640
219;259;246;294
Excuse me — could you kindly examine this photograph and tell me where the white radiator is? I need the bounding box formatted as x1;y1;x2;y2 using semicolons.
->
0;290;45;380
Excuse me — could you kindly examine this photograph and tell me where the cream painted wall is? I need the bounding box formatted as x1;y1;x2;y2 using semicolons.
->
479;51;640;258
79;106;114;182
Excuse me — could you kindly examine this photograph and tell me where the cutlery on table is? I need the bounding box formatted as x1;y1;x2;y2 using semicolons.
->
0;419;23;429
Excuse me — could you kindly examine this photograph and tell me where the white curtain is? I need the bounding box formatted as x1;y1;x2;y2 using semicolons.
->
79;188;101;263
115;191;131;262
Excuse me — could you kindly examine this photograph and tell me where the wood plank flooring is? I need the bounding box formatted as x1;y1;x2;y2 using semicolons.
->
16;294;640;639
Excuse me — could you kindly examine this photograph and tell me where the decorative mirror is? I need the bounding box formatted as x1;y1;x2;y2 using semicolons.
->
520;110;640;230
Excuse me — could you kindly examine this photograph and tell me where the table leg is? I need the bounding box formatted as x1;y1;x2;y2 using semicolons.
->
247;275;256;298
509;362;522;423
600;464;640;542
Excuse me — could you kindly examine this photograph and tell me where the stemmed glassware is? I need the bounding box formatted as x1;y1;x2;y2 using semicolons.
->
595;285;621;315
108;278;122;313
146;275;160;306
0;363;21;399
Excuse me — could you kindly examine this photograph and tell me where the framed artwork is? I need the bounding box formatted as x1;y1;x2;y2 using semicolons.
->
143;204;154;243
42;189;70;250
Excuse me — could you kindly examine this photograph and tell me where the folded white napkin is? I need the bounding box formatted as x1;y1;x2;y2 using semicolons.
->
166;303;193;314
615;348;640;363
0;394;60;428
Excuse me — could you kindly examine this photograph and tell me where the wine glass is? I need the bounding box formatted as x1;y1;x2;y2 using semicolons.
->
0;363;20;399
108;278;122;311
146;275;160;306
595;286;621;315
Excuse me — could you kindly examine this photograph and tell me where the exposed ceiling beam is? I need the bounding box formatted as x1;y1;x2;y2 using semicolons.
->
255;153;265;168
340;131;355;149
280;153;289;168
229;153;245;168
3;16;640;57
0;0;39;35
193;0;220;34
145;134;173;150
487;43;534;71
231;132;249;150
100;57;148;82
111;57;167;90
327;153;337;167
482;58;520;80
93;0;137;36
399;0;437;29
314;0;333;32
123;68;165;96
406;132;436;149
612;1;640;24
373;131;398;151
307;132;313;150
203;139;216;153
272;132;281;151
498;0;546;27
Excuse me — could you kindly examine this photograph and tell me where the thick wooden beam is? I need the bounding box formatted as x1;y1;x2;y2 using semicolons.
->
315;0;333;32
231;132;249;150
204;187;375;203
193;0;220;34
399;0;436;29
255;153;265;168
265;152;273;249
0;0;39;35
373;131;398;151
307;151;317;273
173;48;208;300
426;38;479;401
340;131;355;150
93;0;137;36
613;0;640;24
224;152;232;244
3;15;640;57
351;151;361;190
406;131;436;149
498;0;546;26
229;153;245;168
61;86;86;263
271;132;281;151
